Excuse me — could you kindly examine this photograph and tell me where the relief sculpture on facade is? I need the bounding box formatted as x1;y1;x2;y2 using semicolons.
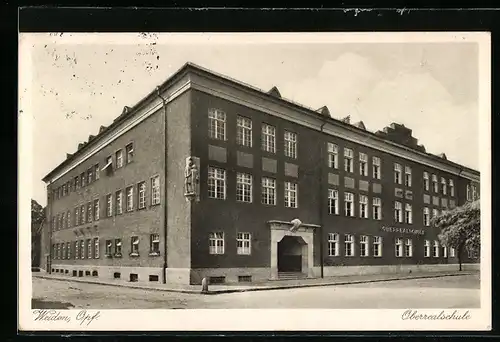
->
184;156;200;202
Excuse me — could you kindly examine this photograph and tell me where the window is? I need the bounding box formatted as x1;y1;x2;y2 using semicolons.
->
449;179;455;197
359;235;369;257
61;212;66;229
261;124;276;153
74;207;79;226
115;190;123;215
75;176;79;190
126;143;134;164
150;234;160;255
394;163;402;184
81;172;86;187
126;186;134;211
261;177;276;205
344;192;354;217
344;234;355;256
94;164;100;180
441;177;447;195
424;240;431;257
236;173;252;203
116;150;123;168
327;143;338;169
93;199;99;221
62;243;66;259
236;116;252;147
344;148;354;173
284;130;297;159
151;176;160;205
372;156;381;179
432;174;438;193
466;184;471;201
423;172;429;191
405;204;413;224
405;239;413;257
75;241;79;259
87;202;93;223
80;205;85;225
373;197;382;220
433;240;440;257
62;184;67;197
472;185;477;201
395;238;403;257
130;236;139;255
328;233;339;256
373;236;382;257
442;246;448;258
103;156;113;173
80;240;85;259
87;167;93;184
328;189;339;215
359;153;368;176
208;167;226;200
450;247;456;257
423;207;430;226
394;201;402;222
208;108;226;140
284;182;298;208
404;166;412;187
236;232;251;255
67;210;71;228
138;182;146;209
114;239;122;256
432;208;439;218
66;242;71;259
209;232;224;254
359;195;368;219
87;239;93;259
94;238;99;258
106;194;113;217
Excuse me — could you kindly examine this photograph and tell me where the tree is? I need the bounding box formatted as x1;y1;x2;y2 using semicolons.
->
31;199;45;266
431;200;480;271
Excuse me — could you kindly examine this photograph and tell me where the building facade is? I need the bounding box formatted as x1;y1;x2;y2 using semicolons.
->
43;63;480;285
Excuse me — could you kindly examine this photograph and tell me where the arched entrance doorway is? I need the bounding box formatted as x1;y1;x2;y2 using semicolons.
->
277;236;305;273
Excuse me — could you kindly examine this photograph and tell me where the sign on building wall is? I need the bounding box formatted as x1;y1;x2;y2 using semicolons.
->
380;226;425;235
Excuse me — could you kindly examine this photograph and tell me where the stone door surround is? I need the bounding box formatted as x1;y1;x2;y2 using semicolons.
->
268;220;319;280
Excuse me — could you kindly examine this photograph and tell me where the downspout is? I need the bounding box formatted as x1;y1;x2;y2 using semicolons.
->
319;120;327;279
156;87;168;284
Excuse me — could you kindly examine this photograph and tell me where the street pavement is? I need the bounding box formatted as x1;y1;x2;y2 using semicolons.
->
32;273;480;309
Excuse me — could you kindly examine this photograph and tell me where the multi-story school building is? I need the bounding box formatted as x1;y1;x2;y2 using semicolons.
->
41;62;480;285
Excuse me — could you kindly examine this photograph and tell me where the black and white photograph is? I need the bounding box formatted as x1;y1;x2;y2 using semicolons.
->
19;31;491;331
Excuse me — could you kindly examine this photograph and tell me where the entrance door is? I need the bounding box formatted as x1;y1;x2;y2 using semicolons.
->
277;236;303;272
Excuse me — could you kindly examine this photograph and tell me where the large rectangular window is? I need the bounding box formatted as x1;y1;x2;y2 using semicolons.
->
394;201;402;223
284;182;298;208
236;232;251;255
372;156;381;179
328;189;339;215
261;177;276;205
328;233;339;256
208;108;226;140
359;153;368;176
432;174;438;193
345;192;354;217
359;235;369;257
261;124;276;153
80;205;85;225
151;175;160;205
209;232;224;254
405;204;413;224
208;167;226;200
284;130;297;159
126;186;134;212
87;202;93;223
394;163;402;184
236;116;252;147
236;173;252;203
130;236;139;256
359;195;368;219
433;240;440;257
93;199;99;221
405;166;412;187
423;207;430;226
405;239;413;257
327;143;338;169
424;240;431;257
116;149;123;169
344;234;355;256
423;172;430;191
138;181;146;209
373;236;382;257
126;143;134;164
395;238;403;257
449;179;455;197
441;177;447;195
87;239;93;259
150;234;160;255
115;190;123;215
106;194;113;217
344;148;354;173
373;197;382;220
94;238;99;258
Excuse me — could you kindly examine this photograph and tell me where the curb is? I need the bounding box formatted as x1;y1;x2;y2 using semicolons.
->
33;271;476;295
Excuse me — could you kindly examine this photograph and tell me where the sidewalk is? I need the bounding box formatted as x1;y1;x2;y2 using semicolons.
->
32;269;477;295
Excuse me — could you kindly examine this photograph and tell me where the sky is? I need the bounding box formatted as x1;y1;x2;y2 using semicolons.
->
20;33;482;207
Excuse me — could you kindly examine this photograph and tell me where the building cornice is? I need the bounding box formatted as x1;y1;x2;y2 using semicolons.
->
43;63;480;184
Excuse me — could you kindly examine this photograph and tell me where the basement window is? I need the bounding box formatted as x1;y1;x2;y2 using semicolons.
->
209;276;226;284
72;270;77;276
85;270;91;276
113;272;121;279
129;273;138;282
78;270;83;277
149;275;159;282
238;275;252;283
92;271;98;277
